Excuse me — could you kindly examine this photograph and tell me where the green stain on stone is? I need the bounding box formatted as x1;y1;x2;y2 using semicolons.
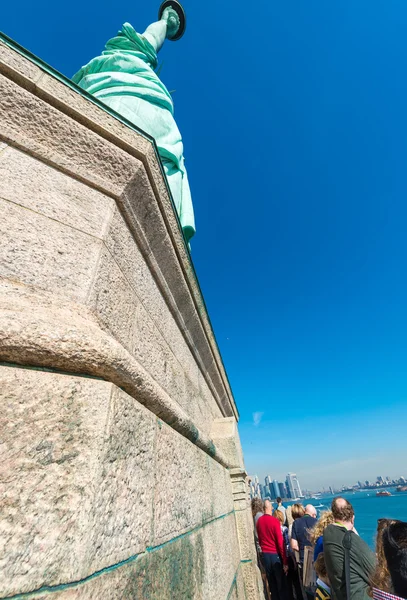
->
123;532;205;599
189;425;199;443
206;440;216;457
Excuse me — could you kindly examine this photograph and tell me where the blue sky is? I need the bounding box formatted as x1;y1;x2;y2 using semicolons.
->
3;1;407;489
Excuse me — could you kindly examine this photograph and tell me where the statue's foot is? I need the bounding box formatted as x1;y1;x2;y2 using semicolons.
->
161;6;181;39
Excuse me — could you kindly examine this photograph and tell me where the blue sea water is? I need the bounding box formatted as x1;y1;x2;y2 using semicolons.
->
306;489;407;549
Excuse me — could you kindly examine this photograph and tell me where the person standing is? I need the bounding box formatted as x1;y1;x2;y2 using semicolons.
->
369;518;400;598
323;497;375;600
251;498;271;600
309;510;335;561
291;504;318;565
251;497;265;553
257;500;289;600
275;510;302;600
381;520;407;600
277;497;287;523
314;553;331;600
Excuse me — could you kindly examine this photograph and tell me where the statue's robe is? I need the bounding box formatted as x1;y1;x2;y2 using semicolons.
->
73;23;195;243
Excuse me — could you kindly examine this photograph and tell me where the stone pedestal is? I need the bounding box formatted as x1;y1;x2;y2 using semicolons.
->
0;34;262;599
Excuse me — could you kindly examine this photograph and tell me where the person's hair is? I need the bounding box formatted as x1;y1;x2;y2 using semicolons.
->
286;505;293;527
331;497;355;522
369;519;399;597
251;497;264;518
309;510;335;546
277;497;282;503
383;520;407;597
291;503;305;520
314;553;328;579
274;510;285;525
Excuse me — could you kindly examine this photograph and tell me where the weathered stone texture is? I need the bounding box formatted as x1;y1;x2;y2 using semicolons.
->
236;564;248;599
0;197;102;302
153;421;234;546
29;514;240;600
34;71;151;158
211;417;245;469
0;145;115;238
0;39;261;599
0;367;157;597
104;206;221;432
241;561;265;600
0;364;240;597
0;39;44;85
0;73;144;197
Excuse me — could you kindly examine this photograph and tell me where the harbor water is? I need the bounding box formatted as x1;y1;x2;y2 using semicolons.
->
306;489;407;549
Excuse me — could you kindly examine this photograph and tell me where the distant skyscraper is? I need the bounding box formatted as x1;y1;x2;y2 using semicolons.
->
248;475;262;499
265;475;272;486
329;486;334;495
272;479;280;499
278;482;287;499
286;473;302;499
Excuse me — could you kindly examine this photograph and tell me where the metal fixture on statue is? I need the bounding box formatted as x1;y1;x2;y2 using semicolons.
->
73;1;195;243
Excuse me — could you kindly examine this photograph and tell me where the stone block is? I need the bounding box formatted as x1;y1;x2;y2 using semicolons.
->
211;417;245;469
0;74;143;198
0;197;102;301
105;207;222;435
152;421;234;546
234;508;258;562
0;367;156;597
86;247;188;410
241;561;264;600
198;369;226;421
86;243;217;436
84;386;156;574
235;564;248;599
29;513;240;600
34;72;151;159
0;146;114;238
87;245;141;353
0;39;44;85
199;513;241;600
105;207;200;392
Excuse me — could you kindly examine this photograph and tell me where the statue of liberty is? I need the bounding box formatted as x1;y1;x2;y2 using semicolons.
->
72;2;195;244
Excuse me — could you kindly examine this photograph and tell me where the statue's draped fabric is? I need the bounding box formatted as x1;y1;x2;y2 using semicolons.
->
72;23;195;242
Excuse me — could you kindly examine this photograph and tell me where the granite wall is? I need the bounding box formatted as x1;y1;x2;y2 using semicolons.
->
0;35;263;599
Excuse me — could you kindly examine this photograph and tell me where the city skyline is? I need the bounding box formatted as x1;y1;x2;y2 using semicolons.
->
249;470;407;498
250;472;303;500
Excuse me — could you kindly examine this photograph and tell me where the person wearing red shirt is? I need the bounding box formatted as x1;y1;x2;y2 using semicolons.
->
256;500;289;600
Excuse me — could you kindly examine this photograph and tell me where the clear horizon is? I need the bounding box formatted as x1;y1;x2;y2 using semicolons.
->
3;0;407;485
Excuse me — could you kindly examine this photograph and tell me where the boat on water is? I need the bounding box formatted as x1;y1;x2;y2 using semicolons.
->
376;490;392;497
396;485;407;492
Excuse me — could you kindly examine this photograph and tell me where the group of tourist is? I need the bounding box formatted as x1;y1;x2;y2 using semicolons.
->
251;496;407;600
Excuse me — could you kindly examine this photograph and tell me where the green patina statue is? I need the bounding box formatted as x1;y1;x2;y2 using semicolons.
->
72;2;195;243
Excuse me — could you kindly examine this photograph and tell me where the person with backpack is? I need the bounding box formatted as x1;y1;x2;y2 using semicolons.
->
324;497;375;600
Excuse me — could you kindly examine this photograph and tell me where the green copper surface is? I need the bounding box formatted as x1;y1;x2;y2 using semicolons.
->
72;10;195;243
